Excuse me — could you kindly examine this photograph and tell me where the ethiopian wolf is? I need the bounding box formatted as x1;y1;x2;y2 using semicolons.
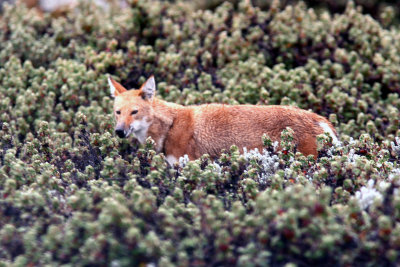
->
108;76;338;165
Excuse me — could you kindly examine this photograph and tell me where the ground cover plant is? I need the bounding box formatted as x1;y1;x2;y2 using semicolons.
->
0;0;400;266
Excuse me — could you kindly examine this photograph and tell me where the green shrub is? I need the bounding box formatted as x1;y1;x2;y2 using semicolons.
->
0;0;400;266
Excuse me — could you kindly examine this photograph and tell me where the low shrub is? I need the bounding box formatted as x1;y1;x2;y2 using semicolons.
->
0;0;399;265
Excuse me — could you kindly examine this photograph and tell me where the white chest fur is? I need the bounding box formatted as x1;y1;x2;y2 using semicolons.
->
166;155;177;165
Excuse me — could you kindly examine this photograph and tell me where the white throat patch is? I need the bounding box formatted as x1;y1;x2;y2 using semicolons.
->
128;117;151;144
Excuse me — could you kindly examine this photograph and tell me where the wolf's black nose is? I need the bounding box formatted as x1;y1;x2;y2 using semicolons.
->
115;129;125;138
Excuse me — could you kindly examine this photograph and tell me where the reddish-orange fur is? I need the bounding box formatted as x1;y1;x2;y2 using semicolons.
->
110;77;336;162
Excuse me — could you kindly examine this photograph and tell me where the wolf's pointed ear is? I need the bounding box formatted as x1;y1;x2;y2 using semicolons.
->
140;76;156;101
108;76;127;97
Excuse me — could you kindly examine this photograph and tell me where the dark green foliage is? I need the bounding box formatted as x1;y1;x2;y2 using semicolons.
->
1;0;400;266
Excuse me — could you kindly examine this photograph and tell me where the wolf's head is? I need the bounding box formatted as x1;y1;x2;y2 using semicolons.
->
108;76;156;143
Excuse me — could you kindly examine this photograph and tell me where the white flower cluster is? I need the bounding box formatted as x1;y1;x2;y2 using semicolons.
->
355;179;383;209
389;168;400;181
347;148;360;163
242;147;281;184
178;154;190;168
177;155;224;176
209;162;223;175
388;168;400;196
391;137;400;155
325;134;343;157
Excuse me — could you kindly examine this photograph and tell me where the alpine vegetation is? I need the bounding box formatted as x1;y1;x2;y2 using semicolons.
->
0;0;400;266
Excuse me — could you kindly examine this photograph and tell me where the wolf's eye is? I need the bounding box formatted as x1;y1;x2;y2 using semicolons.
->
131;110;138;115
116;110;121;115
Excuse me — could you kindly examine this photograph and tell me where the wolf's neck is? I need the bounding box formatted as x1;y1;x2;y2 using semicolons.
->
147;98;183;152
